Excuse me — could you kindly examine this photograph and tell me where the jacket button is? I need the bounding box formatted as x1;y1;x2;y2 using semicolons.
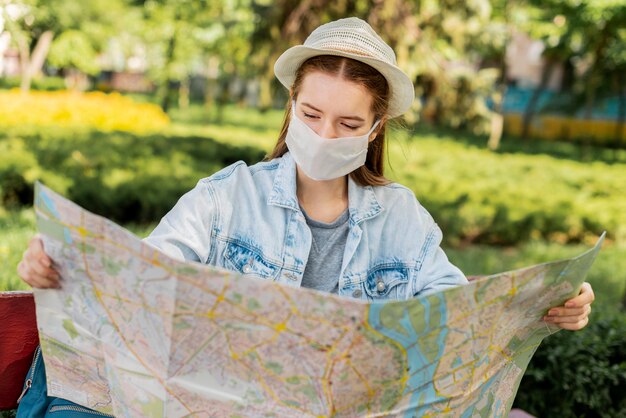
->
242;264;252;274
376;279;387;293
352;289;363;298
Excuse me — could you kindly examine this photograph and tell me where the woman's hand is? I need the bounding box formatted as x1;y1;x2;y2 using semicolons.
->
17;234;61;289
543;282;595;331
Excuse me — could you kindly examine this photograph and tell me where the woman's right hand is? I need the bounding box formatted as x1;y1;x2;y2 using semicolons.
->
17;235;61;288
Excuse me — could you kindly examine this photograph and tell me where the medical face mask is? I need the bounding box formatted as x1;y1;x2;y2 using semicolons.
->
285;104;380;181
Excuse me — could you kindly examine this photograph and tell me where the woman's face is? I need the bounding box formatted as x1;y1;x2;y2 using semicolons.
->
294;71;377;140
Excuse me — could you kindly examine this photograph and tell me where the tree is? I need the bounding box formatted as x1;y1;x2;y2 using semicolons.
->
130;0;255;112
249;0;506;135
2;0;55;91
1;0;133;91
521;0;626;141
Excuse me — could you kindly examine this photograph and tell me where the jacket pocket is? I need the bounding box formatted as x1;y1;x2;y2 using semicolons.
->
363;263;410;300
224;240;280;280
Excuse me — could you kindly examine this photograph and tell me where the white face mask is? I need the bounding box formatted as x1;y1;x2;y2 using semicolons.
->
285;102;380;181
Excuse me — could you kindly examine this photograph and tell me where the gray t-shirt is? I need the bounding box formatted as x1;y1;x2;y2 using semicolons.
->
300;206;349;294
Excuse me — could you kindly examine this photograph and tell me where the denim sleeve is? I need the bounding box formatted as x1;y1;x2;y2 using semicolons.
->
411;205;468;297
415;242;468;297
143;179;216;264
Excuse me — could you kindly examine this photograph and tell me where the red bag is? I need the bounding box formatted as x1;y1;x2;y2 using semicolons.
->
0;291;39;410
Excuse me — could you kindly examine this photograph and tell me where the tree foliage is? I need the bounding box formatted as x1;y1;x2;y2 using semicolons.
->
1;0;131;89
519;0;626;138
1;0;624;136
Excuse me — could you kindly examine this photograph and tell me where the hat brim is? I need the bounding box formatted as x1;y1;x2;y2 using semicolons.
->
274;45;415;118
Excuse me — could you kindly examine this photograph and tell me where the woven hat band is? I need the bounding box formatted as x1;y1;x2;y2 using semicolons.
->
305;25;397;66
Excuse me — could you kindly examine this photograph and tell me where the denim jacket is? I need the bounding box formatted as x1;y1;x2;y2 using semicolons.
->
145;152;467;301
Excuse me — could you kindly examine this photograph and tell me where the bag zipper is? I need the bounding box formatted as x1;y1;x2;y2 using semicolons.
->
16;345;41;404
49;405;115;416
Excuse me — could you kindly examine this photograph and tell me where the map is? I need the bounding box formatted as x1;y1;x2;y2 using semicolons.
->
33;182;603;417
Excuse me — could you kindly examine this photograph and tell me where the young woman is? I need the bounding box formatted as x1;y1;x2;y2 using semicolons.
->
16;17;594;416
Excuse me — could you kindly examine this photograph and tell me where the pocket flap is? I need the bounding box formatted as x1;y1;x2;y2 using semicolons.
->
224;241;280;280
365;265;409;298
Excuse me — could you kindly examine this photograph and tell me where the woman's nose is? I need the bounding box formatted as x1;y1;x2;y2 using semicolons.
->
317;120;338;139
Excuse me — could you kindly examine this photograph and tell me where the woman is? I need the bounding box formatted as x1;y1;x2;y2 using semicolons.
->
16;17;594;415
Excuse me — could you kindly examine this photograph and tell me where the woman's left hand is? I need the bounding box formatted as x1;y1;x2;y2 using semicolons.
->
543;282;595;331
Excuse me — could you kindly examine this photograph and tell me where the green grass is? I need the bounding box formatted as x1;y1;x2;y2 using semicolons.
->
0;210;35;292
0;215;155;291
2;103;625;314
159;104;626;312
167;104;282;152
445;241;626;309
167;103;626;163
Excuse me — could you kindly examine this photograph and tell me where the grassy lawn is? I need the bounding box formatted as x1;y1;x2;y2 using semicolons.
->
0;210;34;292
2;103;625;316
2;102;624;416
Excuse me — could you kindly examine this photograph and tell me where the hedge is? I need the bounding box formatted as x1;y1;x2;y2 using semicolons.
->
0;128;265;223
387;135;626;246
1;98;626;246
2;125;626;245
513;306;626;417
0;76;66;91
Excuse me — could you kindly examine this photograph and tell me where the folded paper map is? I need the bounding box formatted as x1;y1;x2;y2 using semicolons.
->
33;182;603;417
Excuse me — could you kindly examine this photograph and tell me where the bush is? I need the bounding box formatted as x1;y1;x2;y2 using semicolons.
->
0;128;266;223
388;134;626;246
513;306;626;417
0;76;66;91
0;90;169;133
3;101;626;246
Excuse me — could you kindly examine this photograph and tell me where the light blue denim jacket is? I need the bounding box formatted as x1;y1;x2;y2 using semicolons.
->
145;152;467;301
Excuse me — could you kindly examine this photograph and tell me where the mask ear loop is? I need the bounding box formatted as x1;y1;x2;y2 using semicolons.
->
368;120;381;134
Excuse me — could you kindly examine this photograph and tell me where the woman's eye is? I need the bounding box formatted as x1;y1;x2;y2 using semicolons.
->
342;123;358;130
303;113;318;119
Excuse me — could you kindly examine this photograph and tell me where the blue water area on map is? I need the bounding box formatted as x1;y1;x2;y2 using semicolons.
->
369;293;450;416
39;189;73;244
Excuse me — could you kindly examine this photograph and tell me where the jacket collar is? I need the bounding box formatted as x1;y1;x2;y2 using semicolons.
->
268;152;383;224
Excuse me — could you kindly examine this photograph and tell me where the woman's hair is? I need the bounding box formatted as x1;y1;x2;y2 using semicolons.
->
266;55;391;186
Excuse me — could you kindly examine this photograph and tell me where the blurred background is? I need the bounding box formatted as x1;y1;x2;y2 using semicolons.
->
1;0;624;416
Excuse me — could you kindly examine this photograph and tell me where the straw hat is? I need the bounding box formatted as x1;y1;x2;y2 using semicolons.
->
274;17;415;118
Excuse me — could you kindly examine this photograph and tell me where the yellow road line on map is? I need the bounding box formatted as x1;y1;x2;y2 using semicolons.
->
320;329;351;413
74;211;195;414
42;207;373;416
461;274;518;397
233;347;317;416
427;273;520;398
345;308;410;416
194;320;316;415
322;331;371;416
170;330;221;377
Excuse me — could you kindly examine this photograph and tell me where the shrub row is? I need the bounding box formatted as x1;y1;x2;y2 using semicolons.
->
388;135;626;245
513;306;626;417
0;76;66;91
0;90;169;133
0;128;266;223
1;118;625;246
